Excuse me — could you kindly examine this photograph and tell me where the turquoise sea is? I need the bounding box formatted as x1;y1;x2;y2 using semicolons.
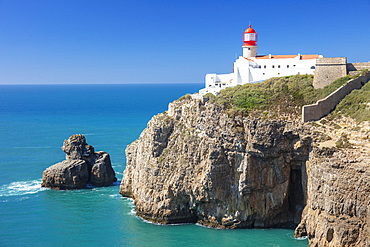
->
0;84;308;247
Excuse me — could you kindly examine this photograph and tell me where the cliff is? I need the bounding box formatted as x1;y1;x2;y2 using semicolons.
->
120;75;370;245
119;98;311;228
295;118;370;246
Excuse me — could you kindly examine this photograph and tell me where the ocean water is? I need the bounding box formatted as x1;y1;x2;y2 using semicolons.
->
0;84;308;247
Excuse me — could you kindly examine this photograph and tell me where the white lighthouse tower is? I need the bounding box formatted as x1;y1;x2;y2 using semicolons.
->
242;24;258;58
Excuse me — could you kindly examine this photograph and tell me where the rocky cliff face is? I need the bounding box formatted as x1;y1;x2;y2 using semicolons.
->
42;134;117;189
119;98;311;228
295;118;370;246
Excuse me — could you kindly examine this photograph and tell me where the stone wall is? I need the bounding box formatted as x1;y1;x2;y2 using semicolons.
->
313;57;347;89
347;62;370;71
302;70;370;122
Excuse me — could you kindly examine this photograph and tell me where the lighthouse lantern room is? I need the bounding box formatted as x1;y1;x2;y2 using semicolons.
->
243;24;258;58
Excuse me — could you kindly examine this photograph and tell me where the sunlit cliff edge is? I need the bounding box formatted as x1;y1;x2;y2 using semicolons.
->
120;75;370;246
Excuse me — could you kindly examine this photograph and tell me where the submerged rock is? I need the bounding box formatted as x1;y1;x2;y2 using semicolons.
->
42;134;117;190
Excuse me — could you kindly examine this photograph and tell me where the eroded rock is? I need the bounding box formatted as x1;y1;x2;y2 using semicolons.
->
120;98;310;228
42;160;89;190
295;118;370;246
42;134;117;190
90;151;116;186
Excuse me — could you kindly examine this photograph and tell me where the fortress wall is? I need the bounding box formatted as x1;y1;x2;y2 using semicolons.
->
347;62;370;71
302;70;370;122
313;57;347;89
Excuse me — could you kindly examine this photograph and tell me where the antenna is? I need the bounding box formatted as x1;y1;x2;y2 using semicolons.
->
249;20;251;26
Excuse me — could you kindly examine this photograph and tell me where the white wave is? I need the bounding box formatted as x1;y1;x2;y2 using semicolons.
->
109;194;122;199
124;197;134;202
122;197;136;215
138;217;163;225
294;236;308;240
195;223;223;230
139;216;192;226
0;179;46;197
129;208;137;215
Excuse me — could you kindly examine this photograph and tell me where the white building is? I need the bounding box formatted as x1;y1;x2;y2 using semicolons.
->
199;25;322;95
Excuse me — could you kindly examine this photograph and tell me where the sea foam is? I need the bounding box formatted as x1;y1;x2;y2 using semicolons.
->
0;179;46;197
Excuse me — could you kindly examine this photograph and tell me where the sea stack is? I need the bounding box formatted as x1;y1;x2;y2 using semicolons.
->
42;134;117;190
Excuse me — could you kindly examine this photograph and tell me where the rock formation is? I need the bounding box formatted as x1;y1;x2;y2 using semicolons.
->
42;134;117;190
120;98;311;228
295;118;370;246
120;95;370;244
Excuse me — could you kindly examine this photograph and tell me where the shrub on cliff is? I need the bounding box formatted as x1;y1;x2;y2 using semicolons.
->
208;74;350;116
177;93;192;101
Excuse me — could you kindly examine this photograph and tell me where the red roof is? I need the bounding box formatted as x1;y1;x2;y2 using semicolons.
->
255;54;319;60
244;24;256;33
242;57;254;61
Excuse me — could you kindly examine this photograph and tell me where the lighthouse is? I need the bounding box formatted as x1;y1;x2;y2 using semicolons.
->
199;24;322;96
243;24;257;58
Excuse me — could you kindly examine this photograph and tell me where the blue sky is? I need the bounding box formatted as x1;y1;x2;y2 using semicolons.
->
0;0;369;84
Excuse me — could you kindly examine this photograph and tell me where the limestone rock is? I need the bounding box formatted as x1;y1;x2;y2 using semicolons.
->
42;134;117;190
296;147;370;246
295;118;370;246
90;151;117;186
62;134;95;164
120;98;310;228
41;160;89;190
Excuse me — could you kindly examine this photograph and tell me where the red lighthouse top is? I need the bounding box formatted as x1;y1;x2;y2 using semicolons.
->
243;24;258;46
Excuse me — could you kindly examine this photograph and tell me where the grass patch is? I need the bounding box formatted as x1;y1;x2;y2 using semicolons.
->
335;133;352;149
177;93;192;101
207;74;350;117
320;119;328;125
330;81;370;122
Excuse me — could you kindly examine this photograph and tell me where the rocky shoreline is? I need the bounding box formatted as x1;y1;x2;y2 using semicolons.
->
119;97;370;246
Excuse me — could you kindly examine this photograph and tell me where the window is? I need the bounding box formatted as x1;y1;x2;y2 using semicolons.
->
287;65;289;68
311;66;315;69
259;65;261;68
248;48;251;50
272;65;275;68
278;65;280;68
293;65;296;67
278;73;280;75
264;65;266;69
263;73;265;75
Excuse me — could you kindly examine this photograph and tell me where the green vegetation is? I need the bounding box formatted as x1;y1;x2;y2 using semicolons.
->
207;74;350;116
177;93;192;101
335;133;352;149
330;80;370;122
